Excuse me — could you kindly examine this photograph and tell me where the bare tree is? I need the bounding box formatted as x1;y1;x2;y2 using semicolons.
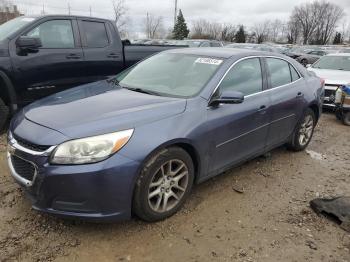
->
145;13;164;39
291;1;344;45
311;1;344;44
111;0;129;36
269;19;283;42
291;2;319;44
252;20;270;43
220;24;236;42
287;16;300;44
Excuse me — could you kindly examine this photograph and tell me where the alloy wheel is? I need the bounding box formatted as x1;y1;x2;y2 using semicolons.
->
298;115;314;146
148;159;189;213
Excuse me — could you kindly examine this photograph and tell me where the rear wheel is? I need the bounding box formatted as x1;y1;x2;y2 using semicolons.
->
133;147;194;222
287;108;316;151
0;98;9;132
343;112;350;126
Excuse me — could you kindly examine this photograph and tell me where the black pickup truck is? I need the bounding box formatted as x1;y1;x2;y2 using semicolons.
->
0;15;184;130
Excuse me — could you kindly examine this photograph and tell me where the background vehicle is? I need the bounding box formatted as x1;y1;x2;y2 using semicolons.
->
0;15;184;130
307;53;350;107
8;48;323;222
183;39;224;47
227;43;280;53
296;50;332;66
284;46;315;59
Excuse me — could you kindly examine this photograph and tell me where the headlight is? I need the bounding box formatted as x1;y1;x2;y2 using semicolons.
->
50;129;134;165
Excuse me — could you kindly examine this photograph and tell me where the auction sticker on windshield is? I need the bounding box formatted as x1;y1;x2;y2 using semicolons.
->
195;58;223;65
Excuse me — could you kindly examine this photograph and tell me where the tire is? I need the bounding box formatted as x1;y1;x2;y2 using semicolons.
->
133;147;194;222
343;112;350;126
301;59;308;67
287;108;316;151
0;98;9;133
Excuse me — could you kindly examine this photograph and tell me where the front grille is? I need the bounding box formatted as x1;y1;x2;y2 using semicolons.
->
14;136;50;152
11;155;36;182
325;89;335;98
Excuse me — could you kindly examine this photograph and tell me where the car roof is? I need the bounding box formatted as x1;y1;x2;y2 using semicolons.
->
325;53;350;57
165;47;283;59
21;14;112;22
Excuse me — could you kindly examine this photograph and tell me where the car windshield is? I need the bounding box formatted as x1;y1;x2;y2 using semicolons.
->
0;16;36;41
312;56;350;71
117;53;224;97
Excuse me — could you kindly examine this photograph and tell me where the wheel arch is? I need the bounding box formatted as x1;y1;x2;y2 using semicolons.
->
0;70;17;113
308;103;320;123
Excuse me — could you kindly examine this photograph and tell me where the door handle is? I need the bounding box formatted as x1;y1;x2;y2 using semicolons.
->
296;92;304;98
107;53;120;59
258;105;267;112
66;54;81;59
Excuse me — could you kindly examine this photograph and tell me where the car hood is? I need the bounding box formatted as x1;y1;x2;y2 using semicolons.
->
307;68;350;85
23;80;187;138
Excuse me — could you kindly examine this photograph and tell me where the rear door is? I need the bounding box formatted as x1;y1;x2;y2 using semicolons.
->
78;19;124;82
264;57;305;148
10;18;85;104
207;57;271;174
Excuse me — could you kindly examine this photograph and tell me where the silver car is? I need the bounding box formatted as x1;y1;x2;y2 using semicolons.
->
307;53;350;107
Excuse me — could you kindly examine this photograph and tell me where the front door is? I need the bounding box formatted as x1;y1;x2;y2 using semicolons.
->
207;57;271;174
10;18;85;105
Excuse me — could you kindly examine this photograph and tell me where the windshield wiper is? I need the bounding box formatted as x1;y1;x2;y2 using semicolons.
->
123;87;162;96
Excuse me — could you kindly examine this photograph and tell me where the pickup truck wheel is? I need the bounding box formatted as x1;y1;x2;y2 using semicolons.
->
0;98;9;132
342;112;350;126
287;108;315;151
133;147;194;222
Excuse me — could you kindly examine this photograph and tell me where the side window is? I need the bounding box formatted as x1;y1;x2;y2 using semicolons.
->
210;42;221;47
266;58;292;88
81;21;109;48
25;20;74;48
289;64;300;82
219;58;263;96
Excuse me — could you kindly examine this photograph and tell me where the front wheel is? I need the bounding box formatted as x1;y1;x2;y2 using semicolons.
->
287;108;316;151
133;147;194;222
343;112;350;126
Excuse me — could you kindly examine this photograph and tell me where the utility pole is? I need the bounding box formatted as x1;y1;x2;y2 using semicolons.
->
174;0;178;27
89;6;92;16
41;3;45;15
68;3;71;15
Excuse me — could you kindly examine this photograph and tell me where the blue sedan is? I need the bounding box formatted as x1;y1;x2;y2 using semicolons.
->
7;48;324;222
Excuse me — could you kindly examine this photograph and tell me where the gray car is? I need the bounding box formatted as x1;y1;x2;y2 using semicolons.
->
296;50;332;66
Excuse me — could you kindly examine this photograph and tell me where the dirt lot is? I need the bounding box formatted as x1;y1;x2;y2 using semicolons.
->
0;113;349;262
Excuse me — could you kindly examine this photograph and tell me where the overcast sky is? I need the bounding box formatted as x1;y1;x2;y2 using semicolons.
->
13;0;350;37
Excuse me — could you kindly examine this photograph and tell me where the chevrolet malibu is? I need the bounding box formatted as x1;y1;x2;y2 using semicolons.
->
7;48;324;222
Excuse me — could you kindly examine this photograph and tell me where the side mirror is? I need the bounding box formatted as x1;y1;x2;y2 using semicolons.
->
16;36;42;53
306;64;312;68
209;90;244;107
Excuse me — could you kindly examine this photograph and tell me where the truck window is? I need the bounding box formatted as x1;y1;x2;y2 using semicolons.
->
81;21;109;48
25;20;74;49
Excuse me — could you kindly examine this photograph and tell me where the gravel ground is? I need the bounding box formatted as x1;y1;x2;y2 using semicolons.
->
0;113;349;262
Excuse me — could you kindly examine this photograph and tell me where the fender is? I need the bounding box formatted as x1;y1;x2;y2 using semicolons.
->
0;70;17;113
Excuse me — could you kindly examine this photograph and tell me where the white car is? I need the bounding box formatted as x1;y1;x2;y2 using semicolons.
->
307;53;350;107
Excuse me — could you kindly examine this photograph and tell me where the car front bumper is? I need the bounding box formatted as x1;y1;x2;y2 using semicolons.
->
7;134;141;222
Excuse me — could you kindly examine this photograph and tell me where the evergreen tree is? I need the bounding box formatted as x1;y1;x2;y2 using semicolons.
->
235;25;246;43
172;9;189;40
333;32;342;44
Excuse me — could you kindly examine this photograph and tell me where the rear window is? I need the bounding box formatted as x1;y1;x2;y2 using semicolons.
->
266;58;292;88
82;21;109;48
